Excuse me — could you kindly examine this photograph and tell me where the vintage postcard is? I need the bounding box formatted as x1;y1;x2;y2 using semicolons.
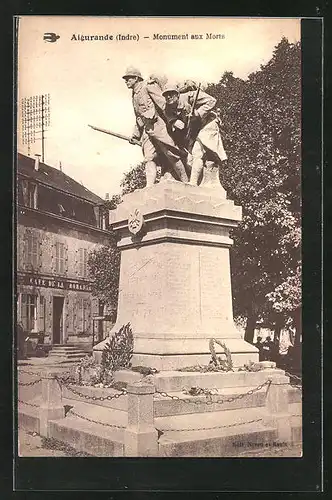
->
16;16;303;463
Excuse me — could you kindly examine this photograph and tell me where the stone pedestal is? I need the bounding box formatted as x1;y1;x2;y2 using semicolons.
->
94;177;258;369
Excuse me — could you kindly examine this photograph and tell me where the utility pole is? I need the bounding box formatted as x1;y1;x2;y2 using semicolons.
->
41;94;45;163
21;93;50;163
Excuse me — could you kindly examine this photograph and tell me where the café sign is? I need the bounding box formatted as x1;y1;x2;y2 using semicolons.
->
18;273;92;292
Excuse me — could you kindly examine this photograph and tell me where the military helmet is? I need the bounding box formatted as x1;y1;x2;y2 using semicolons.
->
162;84;180;96
178;79;198;92
122;66;143;80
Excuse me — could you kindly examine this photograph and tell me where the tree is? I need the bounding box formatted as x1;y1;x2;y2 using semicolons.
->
206;38;301;343
87;195;121;318
120;162;146;195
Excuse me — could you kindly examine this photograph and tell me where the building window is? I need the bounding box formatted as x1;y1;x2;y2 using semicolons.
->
55;242;65;274
79;248;88;277
25;231;39;268
21;294;37;332
22;180;38;209
77;298;91;332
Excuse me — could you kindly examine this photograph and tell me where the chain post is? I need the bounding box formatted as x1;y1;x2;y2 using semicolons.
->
124;380;158;457
39;370;65;438
265;373;292;443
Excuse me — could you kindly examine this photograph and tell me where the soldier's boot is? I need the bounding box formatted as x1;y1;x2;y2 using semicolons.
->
189;159;204;186
145;161;157;187
172;160;188;183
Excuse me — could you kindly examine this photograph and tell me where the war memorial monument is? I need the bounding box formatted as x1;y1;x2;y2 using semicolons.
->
18;70;302;458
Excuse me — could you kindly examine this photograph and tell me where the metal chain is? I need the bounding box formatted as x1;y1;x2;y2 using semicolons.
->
271;382;302;390
58;379;127;402
18;369;41;376
18;398;39;408
67;408;126;429
18;378;42;387
155;380;272;406
157;417;264;433
56;373;75;384
285;371;302;383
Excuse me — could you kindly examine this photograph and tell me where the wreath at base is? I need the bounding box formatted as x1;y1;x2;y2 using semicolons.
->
209;338;234;372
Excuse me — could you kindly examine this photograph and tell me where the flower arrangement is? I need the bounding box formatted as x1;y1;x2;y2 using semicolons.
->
74;323;134;387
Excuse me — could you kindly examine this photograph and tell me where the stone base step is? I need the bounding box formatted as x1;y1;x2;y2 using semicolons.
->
48;400;126;457
18;403;40;434
153;385;268;416
49;353;86;358
49;418;125;457
156;407;278;457
151;369;288;392
155;405;269;433
49;349;86;354
48;346;87;364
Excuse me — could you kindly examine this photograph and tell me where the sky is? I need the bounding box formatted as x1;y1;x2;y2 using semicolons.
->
17;17;300;198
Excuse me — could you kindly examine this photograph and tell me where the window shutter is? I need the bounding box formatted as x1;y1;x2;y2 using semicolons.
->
38;235;43;271
79;248;83;277
60;243;65;274
52;242;57;274
78;298;83;332
39;296;45;332
56;243;60;274
84;248;88;277
22;180;29;206
20;229;26;269
32;233;38;268
21;294;27;330
25;230;30;267
74;249;78;276
47;296;52;333
85;299;91;332
65;244;69;275
64;296;70;338
72;297;76;331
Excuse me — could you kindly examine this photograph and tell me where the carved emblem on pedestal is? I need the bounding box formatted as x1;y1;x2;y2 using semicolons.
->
128;208;144;235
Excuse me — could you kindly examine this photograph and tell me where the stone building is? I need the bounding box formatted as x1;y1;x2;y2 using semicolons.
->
16;153;110;349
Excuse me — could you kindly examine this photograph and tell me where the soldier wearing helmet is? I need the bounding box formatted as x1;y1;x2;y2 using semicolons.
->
162;83;227;186
122;67;188;186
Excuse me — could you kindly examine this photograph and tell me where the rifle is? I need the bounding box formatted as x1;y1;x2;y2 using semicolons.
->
185;83;201;140
88;124;141;146
89;123;189;160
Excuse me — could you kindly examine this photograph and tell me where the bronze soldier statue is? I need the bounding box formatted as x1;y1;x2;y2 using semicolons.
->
162;83;227;186
122;67;188;186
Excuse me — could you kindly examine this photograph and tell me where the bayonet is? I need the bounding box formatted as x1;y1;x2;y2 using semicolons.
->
88;124;141;145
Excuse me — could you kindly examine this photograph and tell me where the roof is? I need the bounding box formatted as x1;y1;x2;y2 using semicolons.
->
17;153;104;205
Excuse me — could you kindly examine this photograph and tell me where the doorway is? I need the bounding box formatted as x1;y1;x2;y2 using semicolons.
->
53;296;64;344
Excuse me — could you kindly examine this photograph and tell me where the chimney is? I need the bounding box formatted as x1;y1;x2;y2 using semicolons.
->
34;154;41;171
105;193;110;201
59;161;62;172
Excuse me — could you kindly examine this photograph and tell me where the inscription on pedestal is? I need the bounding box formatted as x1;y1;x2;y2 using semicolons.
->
199;249;232;328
